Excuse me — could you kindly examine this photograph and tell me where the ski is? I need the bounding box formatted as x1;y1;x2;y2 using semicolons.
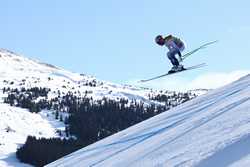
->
180;40;218;62
139;63;206;83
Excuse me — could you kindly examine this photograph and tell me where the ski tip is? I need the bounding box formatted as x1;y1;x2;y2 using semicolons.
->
201;40;219;49
210;40;219;44
138;78;156;83
138;80;145;83
206;40;219;46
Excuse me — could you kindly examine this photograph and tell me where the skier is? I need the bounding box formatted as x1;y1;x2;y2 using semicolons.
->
155;34;185;72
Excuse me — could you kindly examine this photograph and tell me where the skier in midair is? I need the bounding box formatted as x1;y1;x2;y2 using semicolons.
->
155;34;185;72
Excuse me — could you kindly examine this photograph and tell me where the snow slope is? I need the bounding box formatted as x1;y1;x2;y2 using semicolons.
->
0;102;60;167
46;74;250;167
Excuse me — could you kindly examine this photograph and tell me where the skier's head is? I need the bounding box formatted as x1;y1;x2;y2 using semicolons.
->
155;35;165;46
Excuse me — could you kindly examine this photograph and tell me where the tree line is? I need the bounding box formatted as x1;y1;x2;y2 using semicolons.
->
2;87;196;166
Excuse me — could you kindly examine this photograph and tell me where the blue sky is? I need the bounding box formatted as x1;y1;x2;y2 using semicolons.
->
0;0;250;90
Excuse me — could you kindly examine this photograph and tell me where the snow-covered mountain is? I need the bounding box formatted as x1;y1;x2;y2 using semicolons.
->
0;49;200;166
0;49;199;105
46;74;250;167
0;49;153;102
0;49;157;167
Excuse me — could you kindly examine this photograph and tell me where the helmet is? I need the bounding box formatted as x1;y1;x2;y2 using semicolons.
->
155;35;165;46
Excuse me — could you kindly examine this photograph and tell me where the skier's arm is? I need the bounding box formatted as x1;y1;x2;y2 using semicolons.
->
169;40;179;50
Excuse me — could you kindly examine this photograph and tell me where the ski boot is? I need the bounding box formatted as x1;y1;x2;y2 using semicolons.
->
168;65;185;73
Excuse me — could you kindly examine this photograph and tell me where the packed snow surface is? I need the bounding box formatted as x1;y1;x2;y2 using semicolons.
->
46;74;250;167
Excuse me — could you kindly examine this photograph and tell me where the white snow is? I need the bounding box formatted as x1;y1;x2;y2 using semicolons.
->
0;88;68;166
0;49;188;166
229;154;250;167
39;110;67;137
0;49;76;167
0;49;167;104
2;49;248;167
0;103;60;166
46;74;250;167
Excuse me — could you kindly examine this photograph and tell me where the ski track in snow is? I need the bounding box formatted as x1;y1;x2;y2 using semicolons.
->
87;96;250;167
46;75;250;167
129;97;250;166
64;81;250;166
196;135;250;167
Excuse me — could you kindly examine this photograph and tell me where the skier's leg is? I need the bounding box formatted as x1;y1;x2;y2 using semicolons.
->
177;50;182;58
167;50;179;67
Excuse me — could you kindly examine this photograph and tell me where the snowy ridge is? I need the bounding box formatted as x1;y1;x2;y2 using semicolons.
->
0;49;170;104
46;74;250;167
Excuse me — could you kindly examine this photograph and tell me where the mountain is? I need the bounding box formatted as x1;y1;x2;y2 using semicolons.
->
0;49;196;104
0;49;148;102
0;49;200;166
46;74;250;167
